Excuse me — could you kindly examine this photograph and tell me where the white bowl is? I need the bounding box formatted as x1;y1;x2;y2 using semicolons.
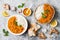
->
34;4;55;24
7;14;28;35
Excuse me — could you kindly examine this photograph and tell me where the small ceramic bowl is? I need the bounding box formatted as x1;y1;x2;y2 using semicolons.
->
23;8;31;17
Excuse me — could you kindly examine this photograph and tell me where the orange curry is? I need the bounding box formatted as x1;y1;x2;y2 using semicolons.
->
8;17;24;34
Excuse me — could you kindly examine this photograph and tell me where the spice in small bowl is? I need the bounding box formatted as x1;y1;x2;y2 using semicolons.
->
23;8;31;16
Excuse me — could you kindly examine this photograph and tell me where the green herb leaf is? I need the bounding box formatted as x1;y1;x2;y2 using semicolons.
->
6;31;9;33
4;31;9;36
22;3;25;7
45;9;50;14
41;12;44;15
14;21;17;26
41;12;47;18
3;29;9;36
18;3;25;8
4;33;9;36
18;5;22;8
42;15;47;18
3;29;5;33
19;25;22;27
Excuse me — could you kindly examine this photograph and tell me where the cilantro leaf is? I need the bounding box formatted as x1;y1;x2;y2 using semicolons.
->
4;31;9;36
14;21;17;26
3;29;5;33
3;29;9;36
42;15;47;18
45;9;50;14
41;12;47;18
18;3;25;8
22;3;25;7
19;25;22;27
41;12;44;15
18;5;22;8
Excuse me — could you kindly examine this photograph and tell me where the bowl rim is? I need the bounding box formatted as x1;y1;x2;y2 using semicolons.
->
34;3;55;24
7;14;28;35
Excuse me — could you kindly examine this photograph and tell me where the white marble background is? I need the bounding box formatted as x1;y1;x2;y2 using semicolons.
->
0;0;60;40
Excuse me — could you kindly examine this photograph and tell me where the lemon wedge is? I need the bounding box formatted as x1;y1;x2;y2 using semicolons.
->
50;20;57;27
2;11;9;17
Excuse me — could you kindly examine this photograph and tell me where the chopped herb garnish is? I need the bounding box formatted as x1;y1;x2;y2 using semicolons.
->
45;9;50;14
19;25;22;27
18;3;25;8
41;12;47;18
18;5;22;8
41;12;44;15
22;3;25;7
3;29;9;36
14;21;17;26
14;21;22;27
42;15;47;18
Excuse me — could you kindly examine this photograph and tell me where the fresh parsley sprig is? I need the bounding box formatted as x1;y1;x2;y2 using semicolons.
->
18;3;25;8
3;29;9;36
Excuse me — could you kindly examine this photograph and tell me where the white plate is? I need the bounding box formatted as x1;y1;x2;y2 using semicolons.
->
7;14;28;35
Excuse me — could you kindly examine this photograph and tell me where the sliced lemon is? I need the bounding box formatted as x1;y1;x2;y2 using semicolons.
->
2;11;9;17
50;20;57;27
